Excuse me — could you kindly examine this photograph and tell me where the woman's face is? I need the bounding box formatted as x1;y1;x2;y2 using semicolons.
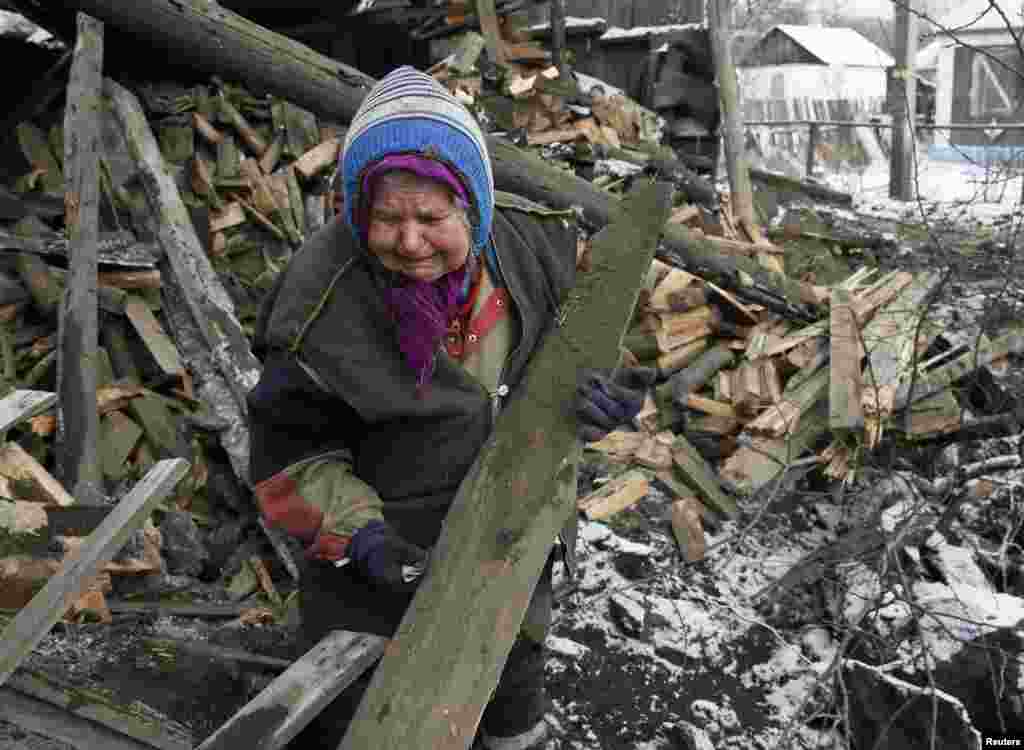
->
366;171;472;283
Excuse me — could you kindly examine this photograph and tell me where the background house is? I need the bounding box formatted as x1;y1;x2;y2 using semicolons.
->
925;0;1024;161
738;24;894;122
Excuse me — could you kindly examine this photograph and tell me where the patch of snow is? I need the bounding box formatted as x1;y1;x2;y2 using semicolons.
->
547;635;591;659
528;17;608;33
600;24;702;42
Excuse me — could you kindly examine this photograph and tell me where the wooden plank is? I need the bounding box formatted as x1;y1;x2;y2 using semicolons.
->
0;390;57;435
670;495;705;562
829;287;864;433
0;459;189;688
124;295;183;376
670;434;736;516
339;182;673;750
59;12;105;502
198;630;386;750
746;366;829;438
577;469;649;521
0;441;74;507
0;680;185;750
477;0;505;68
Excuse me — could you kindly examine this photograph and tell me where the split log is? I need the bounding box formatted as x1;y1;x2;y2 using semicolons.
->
669;343;734;405
829;288;864;433
746;365;829;438
670;495;706;562
670;434;736;516
0;459;190;688
577;469;649;520
339;182;673;750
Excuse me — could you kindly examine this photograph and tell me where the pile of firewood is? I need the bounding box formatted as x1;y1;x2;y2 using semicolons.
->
429;29;662;150
580;252;1023;561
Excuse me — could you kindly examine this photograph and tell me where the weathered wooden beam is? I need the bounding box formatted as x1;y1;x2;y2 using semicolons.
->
0;459;189;688
577;469;650;520
829;288;864;433
105;79;261;421
59;12;106;502
0;674;191;750
339;182;673;750
197;631;386;750
60;0;375;123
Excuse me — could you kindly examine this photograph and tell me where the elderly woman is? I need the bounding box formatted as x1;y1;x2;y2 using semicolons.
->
248;66;650;750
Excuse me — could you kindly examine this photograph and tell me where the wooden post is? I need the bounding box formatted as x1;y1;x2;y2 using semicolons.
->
0;459;190;688
476;0;506;66
338;182;673;750
550;0;567;79
806;122;819;178
59;13;105;504
709;0;755;227
889;0;918;201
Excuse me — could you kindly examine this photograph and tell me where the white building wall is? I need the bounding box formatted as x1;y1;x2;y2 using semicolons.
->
933;29;1016;147
739;64;887;118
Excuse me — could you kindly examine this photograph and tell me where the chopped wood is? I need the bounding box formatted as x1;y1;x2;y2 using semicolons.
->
731;361;766;417
746;366;829;438
0;459;189;688
192;111;225;146
670;495;706;562
293;137;341;181
124;295;183;377
904;389;962;440
829;288;864;433
0;441;74;507
668;343;735;401
670;434;736;516
96;383;144;415
655;306;716;353
577;469;650;520
100;410;143;480
688;414;741;435
721;401;831;492
231;193;289;243
448;31;486;75
656;336;710;378
704;280;760;323
218;95;267;156
239;158;279;218
507;74;537;97
197;631;386;750
632;431;676;471
633;392;660;434
648;268;700;311
761;359;784;403
259;128;284;174
526;127;581;146
97;270;161;290
683;394;736;419
209;201;246;232
669;204;701;226
860;272;941;447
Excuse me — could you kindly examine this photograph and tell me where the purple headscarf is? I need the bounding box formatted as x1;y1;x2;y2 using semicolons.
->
358;155;475;393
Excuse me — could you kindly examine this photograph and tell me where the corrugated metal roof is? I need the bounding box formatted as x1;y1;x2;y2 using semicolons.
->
932;0;1024;33
770;25;895;68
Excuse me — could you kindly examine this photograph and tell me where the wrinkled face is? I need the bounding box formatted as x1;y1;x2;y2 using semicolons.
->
366;170;472;283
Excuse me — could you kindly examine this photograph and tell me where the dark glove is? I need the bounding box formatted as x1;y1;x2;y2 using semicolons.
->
349;520;427;591
575;366;658;442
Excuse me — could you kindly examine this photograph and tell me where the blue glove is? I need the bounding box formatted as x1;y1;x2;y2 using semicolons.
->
575;367;658;442
348;520;427;592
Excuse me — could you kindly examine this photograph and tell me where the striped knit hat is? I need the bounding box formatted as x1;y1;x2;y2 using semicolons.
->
342;66;494;253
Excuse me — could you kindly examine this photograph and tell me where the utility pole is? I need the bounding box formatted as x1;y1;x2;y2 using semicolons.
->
709;0;755;228
550;0;567;79
889;0;918;201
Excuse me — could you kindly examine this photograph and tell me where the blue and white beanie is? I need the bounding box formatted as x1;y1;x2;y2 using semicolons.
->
341;66;494;253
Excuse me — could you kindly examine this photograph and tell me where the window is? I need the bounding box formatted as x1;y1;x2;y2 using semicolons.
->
968;45;1024;119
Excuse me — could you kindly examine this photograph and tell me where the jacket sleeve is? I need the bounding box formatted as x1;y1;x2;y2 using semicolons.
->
247;353;384;562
